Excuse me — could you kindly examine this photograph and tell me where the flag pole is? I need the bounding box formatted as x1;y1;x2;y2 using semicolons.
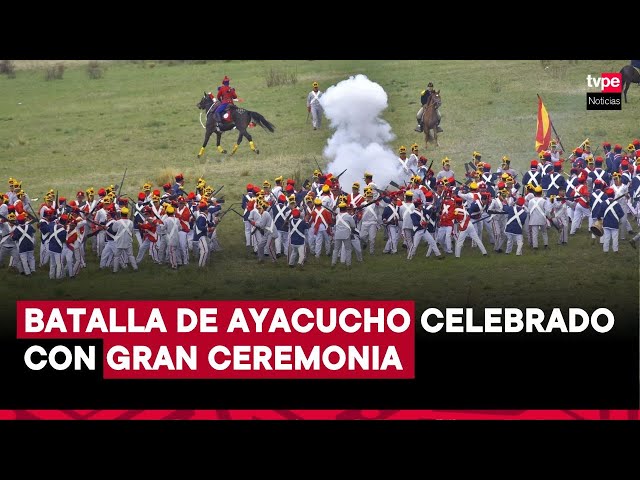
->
537;94;567;154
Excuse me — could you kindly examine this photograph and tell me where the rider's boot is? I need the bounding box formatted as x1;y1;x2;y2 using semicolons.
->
436;122;443;133
414;121;423;133
213;112;222;131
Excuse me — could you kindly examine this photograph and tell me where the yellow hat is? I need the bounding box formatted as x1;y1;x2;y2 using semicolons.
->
473;151;481;158
288;194;296;203
313;169;321;176
612;171;621;178
313;198;322;205
120;207;130;215
312;81;319;88
534;185;543;193
410;143;419;151
321;184;330;193
538;152;545;160
506;176;514;183
7;212;16;221
352;182;360;189
166;205;175;214
405;190;414;197
501;173;509;179
305;195;313;203
586;155;594;164
86;187;95;195
628;143;635;152
338;201;347;209
364;172;373;178
469;182;478;190
263;180;271;187
399;146;407;153
442;157;450;165
275;175;283;182
502;155;510;162
412;175;421;183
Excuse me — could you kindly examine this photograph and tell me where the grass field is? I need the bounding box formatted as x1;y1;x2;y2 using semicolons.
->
0;59;638;335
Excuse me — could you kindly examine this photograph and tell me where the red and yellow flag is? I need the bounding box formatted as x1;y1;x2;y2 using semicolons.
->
535;95;552;153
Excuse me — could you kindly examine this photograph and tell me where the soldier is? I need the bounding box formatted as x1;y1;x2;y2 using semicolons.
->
48;213;68;279
11;213;36;276
569;172;590;235
453;197;488;258
397;145;410;175
39;207;54;267
436;157;455;182
162;205;180;269
135;207;159;265
331;202;356;268
111;207;138;273
272;194;291;258
611;172;635;240
595;188;625;253
99;207;118;269
526;185;551;249
306;81;324;130
381;193;401;254
288;208;309;268
359;189;379;255
504;197;528;256
253;200;277;263
310;197;333;259
193;202;211;267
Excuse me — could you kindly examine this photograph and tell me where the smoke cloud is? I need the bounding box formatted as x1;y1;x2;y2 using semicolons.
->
320;74;405;191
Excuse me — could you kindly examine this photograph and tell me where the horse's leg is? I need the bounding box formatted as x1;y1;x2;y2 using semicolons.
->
434;127;439;147
623;80;629;103
229;129;243;156
216;132;226;154
245;130;258;155
198;127;214;157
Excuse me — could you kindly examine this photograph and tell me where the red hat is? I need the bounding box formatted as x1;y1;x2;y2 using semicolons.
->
7;205;15;213
175;173;184;181
424;191;433;199
291;208;300;218
278;194;286;202
76;190;85;197
455;197;463;205
578;171;587;183
595;156;603;164
419;155;428;162
602;142;611;147
516;197;525;207
633;139;640;147
286;178;295;185
17;213;26;222
98;188;106;196
614;144;622;151
285;184;294;192
594;179;605;188
252;186;261;194
187;192;196;200
163;183;171;191
152;189;160;196
574;147;583;155
59;197;66;203
60;214;68;223
553;161;562;168
222;75;230;83
246;183;254;191
68;200;78;207
530;160;538;168
497;181;506;189
138;192;146;201
198;201;208;210
605;188;615;197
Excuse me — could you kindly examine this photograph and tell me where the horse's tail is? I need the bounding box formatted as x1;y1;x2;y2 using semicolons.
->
249;111;276;133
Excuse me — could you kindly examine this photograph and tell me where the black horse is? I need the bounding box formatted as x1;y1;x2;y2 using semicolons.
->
196;92;275;157
620;64;640;103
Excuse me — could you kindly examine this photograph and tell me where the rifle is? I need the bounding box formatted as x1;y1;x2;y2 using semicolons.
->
117;167;128;199
55;190;59;210
313;156;324;176
210;185;224;199
335;168;348;180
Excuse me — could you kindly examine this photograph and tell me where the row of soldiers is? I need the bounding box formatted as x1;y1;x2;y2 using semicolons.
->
2;138;639;274
238;139;640;266
0;174;229;278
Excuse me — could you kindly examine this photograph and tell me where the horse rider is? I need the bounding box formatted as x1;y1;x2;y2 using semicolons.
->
211;75;238;131
415;82;443;133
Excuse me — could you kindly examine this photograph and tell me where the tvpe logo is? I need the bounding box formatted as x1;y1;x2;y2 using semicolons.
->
586;73;622;110
586;73;622;93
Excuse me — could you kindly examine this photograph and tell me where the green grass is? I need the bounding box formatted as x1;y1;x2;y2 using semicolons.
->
0;59;638;334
